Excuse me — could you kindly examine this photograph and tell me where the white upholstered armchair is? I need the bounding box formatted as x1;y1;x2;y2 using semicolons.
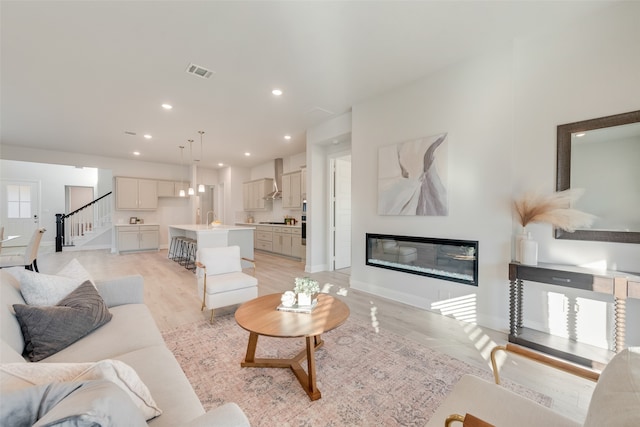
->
195;245;258;322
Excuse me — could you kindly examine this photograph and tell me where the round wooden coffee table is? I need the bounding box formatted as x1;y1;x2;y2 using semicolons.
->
234;293;350;400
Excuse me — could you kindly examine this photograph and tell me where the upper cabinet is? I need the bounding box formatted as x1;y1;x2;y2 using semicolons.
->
243;178;273;211
116;177;158;210
157;180;190;197
282;170;302;209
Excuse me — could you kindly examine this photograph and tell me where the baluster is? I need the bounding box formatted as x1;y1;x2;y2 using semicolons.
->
614;297;626;353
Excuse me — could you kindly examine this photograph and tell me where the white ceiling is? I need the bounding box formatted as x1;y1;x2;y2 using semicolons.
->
0;0;615;169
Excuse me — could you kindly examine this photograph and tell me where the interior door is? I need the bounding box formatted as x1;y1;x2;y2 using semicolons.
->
333;156;351;270
1;180;40;247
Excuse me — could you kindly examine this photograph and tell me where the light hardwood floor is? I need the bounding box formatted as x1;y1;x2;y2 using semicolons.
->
37;248;596;423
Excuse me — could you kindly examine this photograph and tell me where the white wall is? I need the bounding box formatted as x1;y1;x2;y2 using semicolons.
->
512;1;640;346
350;47;513;329
348;1;640;346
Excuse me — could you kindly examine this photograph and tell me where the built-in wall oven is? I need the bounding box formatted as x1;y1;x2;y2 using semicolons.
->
301;200;307;245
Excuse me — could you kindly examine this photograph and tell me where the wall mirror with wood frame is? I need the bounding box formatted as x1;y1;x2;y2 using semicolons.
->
556;110;640;243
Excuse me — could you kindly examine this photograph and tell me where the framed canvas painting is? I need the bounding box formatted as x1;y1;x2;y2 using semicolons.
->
378;133;448;216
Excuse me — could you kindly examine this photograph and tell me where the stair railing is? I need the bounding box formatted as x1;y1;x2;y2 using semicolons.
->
56;192;112;252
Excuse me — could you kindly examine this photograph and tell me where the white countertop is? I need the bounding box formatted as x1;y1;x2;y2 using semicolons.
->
169;224;255;232
236;222;301;229
115;223;160;227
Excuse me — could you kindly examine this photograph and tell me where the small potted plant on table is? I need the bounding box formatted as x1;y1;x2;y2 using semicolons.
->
294;277;320;307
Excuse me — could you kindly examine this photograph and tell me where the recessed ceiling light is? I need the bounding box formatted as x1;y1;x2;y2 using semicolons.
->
244;152;251;156
284;135;291;140
271;89;283;96
218;163;224;167
133;151;141;156
161;104;173;110
143;134;152;139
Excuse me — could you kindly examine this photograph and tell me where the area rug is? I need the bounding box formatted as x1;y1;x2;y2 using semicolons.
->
162;314;551;426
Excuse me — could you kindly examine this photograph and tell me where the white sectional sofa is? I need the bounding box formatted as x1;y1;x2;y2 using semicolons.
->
0;268;250;426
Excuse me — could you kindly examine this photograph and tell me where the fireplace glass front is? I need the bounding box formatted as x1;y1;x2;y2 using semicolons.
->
366;233;478;286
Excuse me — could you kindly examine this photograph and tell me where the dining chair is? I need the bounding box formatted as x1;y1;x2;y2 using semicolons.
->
0;228;46;272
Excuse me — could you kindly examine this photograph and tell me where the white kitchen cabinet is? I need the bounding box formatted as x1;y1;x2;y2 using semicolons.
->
253;225;302;259
157;180;175;197
116;177;158;210
157;180;190;197
291;228;303;258
243;178;273;211
272;226;294;256
282;171;302;209
116;225;159;253
255;226;273;251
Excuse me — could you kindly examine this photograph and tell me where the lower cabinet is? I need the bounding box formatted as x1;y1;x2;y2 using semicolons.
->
116;225;159;253
255;226;273;252
291;228;303;258
253;225;302;259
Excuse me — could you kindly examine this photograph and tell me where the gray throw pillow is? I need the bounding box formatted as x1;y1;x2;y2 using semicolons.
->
13;281;113;362
0;380;147;427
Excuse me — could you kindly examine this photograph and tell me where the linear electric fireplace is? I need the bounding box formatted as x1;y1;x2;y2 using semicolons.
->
366;233;478;286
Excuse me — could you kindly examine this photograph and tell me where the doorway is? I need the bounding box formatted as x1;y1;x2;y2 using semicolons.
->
0;179;40;247
331;154;351;271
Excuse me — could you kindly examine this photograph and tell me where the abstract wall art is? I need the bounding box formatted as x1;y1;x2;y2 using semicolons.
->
378;133;449;216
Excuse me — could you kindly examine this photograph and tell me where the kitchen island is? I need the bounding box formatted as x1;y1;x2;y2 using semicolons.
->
168;224;256;267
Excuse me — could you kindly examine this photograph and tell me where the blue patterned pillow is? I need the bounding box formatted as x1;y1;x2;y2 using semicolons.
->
13;281;112;362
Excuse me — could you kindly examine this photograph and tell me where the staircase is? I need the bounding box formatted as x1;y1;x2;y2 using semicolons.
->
56;192;113;252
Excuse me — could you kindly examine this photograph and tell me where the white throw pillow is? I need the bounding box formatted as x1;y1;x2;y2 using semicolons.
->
0;359;162;420
11;269;82;306
56;258;96;288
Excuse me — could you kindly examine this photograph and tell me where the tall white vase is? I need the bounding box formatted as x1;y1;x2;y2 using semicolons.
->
520;232;538;266
514;229;527;262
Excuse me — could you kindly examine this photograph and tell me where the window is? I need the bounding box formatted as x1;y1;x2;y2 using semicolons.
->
7;185;31;218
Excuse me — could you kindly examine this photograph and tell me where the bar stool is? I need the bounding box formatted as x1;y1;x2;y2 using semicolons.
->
179;238;197;270
184;239;198;271
168;235;183;260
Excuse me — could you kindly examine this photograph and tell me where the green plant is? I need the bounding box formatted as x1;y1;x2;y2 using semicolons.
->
294;277;320;295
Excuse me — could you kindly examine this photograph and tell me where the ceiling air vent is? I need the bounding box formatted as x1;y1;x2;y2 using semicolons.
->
186;63;214;79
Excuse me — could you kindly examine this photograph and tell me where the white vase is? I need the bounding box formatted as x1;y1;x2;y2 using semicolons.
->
514;229;527;262
520;232;538;266
297;293;312;307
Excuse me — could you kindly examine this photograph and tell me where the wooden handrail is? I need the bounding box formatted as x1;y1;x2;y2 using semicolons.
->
62;191;112;219
491;343;600;384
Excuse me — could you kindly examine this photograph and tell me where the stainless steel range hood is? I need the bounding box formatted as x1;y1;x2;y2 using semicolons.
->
264;158;283;200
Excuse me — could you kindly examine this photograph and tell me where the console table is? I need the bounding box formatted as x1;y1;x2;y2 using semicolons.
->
509;262;640;369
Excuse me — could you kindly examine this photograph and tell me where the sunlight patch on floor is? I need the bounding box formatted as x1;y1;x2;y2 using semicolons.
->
431;293;477;323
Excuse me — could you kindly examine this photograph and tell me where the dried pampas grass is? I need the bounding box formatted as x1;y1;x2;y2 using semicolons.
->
513;188;596;232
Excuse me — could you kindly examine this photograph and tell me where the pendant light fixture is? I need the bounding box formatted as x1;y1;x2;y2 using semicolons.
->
187;139;195;196
178;146;186;197
198;130;205;193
